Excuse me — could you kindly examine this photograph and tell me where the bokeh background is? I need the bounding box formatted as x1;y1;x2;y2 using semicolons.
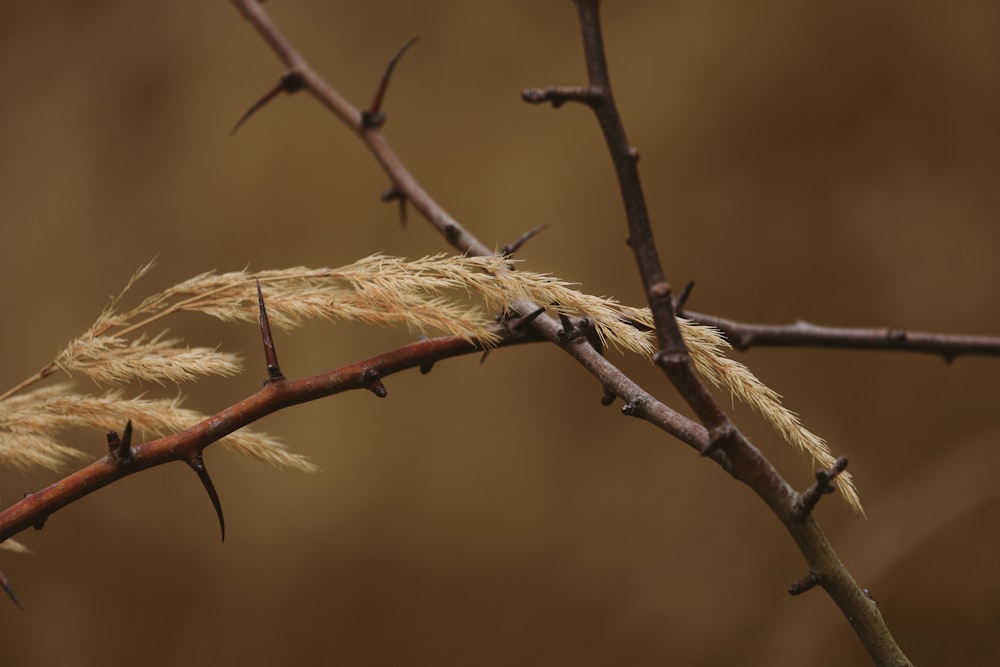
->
2;1;999;665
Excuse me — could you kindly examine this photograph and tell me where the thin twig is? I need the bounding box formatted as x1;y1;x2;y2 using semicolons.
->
686;311;1000;362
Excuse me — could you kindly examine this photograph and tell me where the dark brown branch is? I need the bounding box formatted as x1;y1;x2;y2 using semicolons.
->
686;310;1000;361
547;1;912;664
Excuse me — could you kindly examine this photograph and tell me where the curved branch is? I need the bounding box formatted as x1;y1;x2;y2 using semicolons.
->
0;332;540;545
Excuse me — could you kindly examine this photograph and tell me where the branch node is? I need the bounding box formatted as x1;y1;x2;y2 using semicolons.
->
793;456;849;519
257;280;286;385
788;571;821;596
521;85;603;109
185;453;225;542
600;387;616;406
20;491;48;530
700;424;737;458
502;307;546;337
231;70;305;135
363;368;388;397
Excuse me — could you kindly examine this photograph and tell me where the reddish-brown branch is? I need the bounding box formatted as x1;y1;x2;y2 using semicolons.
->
0;332;538;546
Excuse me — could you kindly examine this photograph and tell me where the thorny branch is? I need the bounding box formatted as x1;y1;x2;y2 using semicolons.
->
226;0;914;665
5;2;995;664
0;329;543;550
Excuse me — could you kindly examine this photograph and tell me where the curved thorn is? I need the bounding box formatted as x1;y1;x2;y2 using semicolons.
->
231;70;305;135
363;36;420;128
0;568;23;610
186;454;226;542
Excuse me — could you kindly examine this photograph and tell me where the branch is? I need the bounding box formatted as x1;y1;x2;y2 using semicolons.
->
0;330;542;546
526;1;912;664
684;310;1000;361
226;2;915;663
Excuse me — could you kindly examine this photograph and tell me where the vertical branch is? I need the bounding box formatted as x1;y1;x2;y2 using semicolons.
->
566;0;737;451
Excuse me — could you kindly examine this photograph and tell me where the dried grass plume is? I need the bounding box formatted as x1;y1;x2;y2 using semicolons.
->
0;254;861;514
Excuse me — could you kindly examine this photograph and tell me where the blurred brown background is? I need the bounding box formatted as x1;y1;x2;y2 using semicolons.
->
2;1;999;665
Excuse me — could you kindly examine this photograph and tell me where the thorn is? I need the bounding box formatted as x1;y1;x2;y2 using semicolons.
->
362;36;420;129
106;420;134;465
0;568;23;610
502;307;546;336
600;388;616;406
363;368;387;397
231;70;305;135
500;225;548;257
21;491;48;530
674;280;696;314
793;456;849;519
186;454;225;542
380;187;408;227
257;280;285;384
788;571;821;596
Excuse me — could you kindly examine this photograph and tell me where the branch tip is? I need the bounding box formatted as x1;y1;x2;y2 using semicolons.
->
362;368;387;397
788;571;821;596
793;456;849;519
186;454;225;542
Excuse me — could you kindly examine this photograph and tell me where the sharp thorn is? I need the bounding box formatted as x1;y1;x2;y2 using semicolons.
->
0;568;23;610
380;187;408;227
675;280;696;313
186;454;226;542
793;456;849;519
500;225;548;257
106;420;134;465
231;70;305;135
257;280;285;384
363;36;420;128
